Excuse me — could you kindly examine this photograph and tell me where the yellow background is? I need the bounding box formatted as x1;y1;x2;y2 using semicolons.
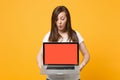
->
0;0;120;80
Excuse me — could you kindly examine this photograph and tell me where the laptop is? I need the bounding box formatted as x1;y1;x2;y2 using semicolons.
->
41;42;80;75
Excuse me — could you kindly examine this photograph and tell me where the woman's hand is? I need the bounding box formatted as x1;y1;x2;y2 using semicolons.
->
79;62;85;71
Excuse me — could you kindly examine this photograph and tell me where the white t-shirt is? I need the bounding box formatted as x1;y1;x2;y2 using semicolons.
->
42;31;84;80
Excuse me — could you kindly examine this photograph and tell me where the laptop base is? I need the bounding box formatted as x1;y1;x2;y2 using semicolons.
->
41;66;80;75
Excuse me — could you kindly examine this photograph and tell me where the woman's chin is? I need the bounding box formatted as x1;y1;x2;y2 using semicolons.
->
58;28;64;31
58;29;66;33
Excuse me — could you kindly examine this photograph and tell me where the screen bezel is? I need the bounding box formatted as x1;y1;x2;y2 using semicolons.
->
43;42;79;65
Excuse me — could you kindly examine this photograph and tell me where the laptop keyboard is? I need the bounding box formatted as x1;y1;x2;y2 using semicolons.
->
47;66;75;70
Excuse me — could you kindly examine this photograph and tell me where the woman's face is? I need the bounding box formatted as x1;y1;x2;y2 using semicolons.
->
55;11;67;32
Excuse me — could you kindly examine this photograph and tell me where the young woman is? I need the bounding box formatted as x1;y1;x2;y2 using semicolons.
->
37;6;90;80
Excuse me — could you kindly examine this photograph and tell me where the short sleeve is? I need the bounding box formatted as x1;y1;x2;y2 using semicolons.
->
40;32;50;55
42;32;50;42
76;31;84;44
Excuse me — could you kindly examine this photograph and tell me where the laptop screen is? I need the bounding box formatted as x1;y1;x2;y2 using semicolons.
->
43;42;79;65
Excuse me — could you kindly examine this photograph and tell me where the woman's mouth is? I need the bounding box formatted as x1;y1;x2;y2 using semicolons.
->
59;25;62;28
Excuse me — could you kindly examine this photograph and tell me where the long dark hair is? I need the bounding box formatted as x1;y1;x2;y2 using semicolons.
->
49;6;79;42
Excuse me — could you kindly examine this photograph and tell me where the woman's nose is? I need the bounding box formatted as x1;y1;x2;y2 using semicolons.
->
58;20;62;24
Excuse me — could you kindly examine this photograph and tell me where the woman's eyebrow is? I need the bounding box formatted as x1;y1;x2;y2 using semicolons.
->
60;16;65;18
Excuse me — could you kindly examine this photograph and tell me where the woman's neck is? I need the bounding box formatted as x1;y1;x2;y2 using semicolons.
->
58;30;68;38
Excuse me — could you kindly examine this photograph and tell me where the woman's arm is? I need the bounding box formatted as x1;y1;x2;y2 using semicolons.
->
37;47;43;69
79;41;90;71
37;32;50;69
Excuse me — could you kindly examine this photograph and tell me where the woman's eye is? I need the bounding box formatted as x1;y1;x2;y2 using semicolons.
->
56;19;58;21
61;18;65;20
